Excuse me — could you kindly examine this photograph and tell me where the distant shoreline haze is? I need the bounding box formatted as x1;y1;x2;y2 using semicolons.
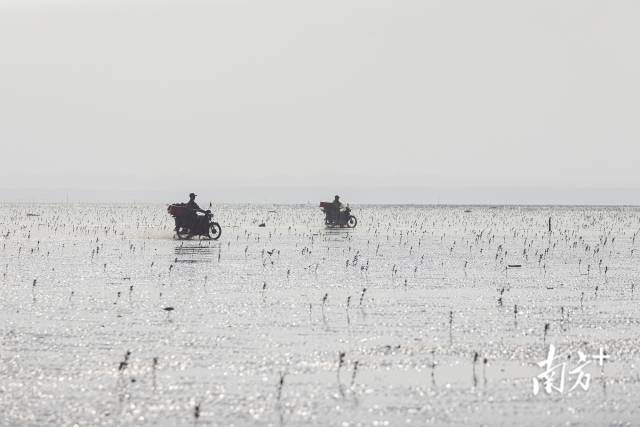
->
0;187;638;206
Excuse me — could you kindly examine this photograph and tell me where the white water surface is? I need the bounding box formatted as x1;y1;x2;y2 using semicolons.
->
1;204;639;426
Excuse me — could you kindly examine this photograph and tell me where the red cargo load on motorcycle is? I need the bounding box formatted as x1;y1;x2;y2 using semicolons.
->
167;204;190;218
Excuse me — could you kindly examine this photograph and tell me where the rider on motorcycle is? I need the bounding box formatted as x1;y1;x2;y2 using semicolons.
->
330;195;343;222
319;195;356;228
173;193;207;232
169;193;222;239
186;193;207;214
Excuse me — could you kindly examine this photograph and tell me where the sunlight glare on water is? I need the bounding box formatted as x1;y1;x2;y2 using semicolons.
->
1;203;639;426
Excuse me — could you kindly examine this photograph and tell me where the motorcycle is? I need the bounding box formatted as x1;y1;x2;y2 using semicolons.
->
320;202;358;228
167;204;222;240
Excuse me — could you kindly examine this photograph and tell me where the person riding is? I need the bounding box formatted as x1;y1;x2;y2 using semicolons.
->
186;193;206;214
185;192;207;229
330;195;343;222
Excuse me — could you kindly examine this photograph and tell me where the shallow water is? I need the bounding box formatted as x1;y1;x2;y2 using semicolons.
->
1;203;639;426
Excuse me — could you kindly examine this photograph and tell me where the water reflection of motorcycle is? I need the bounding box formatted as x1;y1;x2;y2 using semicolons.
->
320;202;357;228
167;204;222;240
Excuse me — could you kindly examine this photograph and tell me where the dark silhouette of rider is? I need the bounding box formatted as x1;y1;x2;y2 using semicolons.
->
330;195;343;222
185;193;207;229
186;193;206;214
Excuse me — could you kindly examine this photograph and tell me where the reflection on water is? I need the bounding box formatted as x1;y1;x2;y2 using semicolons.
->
174;243;217;263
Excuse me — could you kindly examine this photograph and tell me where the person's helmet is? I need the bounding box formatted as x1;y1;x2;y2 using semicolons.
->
189;193;196;198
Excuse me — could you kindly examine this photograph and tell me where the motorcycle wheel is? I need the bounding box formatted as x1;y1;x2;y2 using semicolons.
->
209;222;222;240
176;227;191;239
347;215;357;228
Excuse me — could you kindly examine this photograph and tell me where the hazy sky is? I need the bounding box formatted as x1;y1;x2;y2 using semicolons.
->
1;0;639;203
